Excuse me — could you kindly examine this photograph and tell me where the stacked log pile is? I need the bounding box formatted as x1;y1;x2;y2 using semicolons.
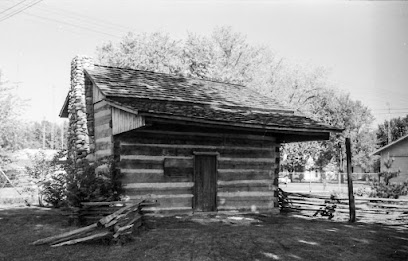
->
78;201;125;225
32;200;157;247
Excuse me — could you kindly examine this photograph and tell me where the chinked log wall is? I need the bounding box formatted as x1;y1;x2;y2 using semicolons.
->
94;100;113;160
115;130;280;214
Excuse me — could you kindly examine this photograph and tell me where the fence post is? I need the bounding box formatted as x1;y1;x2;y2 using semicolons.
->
346;138;356;222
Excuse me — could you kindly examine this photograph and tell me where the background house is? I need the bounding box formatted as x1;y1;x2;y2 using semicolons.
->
60;56;340;214
372;134;408;183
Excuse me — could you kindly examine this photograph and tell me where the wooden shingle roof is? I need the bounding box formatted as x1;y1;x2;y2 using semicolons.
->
84;65;341;134
86;65;293;113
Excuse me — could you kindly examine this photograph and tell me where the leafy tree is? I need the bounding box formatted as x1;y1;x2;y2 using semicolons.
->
376;115;408;147
279;83;376;174
185;26;273;86
311;92;376;173
97;27;276;86
97;27;376;174
0;71;27;167
0;72;21;150
97;31;183;74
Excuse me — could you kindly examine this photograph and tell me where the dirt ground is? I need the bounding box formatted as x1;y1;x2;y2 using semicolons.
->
0;205;407;261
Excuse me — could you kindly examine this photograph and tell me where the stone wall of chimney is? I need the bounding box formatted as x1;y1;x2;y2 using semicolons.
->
67;56;94;173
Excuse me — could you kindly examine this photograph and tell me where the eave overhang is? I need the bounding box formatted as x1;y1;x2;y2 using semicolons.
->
59;93;69;118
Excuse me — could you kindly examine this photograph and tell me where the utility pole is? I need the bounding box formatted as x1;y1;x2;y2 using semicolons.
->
387;102;391;144
61;123;64;150
338;143;342;189
346;138;356;222
51;85;56;149
51;123;55;149
42;120;46;149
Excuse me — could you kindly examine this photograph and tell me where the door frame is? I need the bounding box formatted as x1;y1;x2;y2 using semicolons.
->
193;152;219;212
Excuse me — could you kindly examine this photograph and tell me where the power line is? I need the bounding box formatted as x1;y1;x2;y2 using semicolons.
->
372;108;408;111
0;0;131;39
0;0;29;16
375;112;408;115
23;12;122;39
32;3;134;33
0;0;43;23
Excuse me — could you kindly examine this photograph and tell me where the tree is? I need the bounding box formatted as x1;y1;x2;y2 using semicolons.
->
97;27;276;86
0;71;27;167
97;27;377;173
278;79;376;174
0;71;67;166
376;115;408;147
97;31;184;74
309;91;376;173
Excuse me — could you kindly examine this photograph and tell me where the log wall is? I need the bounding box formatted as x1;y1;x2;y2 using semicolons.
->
115;129;280;214
94;101;113;159
85;78;95;154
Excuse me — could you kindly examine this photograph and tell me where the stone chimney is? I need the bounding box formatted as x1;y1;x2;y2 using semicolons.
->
67;56;94;171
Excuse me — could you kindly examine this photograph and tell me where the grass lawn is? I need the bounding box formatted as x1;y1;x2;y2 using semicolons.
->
0;205;407;261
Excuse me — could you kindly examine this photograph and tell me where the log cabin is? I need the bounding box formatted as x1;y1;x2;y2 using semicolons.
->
59;56;341;215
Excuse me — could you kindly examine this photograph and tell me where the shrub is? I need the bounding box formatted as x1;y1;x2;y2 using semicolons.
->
25;151;53;180
379;171;399;185
368;154;406;199
64;156;123;207
25;150;63;206
41;170;67;207
26;150;123;208
354;187;371;197
369;181;408;199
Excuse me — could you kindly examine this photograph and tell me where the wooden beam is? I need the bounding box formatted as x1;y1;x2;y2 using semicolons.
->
217;169;273;182
105;99;139;115
142;113;341;134
95;136;112;143
94;109;111;118
218;191;275;197
59;93;69;118
120;169;192;183
51;231;112;247
120;143;274;151
94;100;110;111
120;155;192;161
346;137;356;222
123;182;194;189
119;143;275;158
31;224;97;245
120;129;277;141
217;180;275;186
116;130;277;147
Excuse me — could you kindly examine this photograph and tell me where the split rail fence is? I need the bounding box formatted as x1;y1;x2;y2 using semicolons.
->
280;190;408;223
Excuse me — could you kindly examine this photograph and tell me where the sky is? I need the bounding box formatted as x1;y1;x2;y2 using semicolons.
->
0;0;407;127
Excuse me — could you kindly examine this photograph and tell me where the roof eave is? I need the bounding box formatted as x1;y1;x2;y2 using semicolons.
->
59;94;69;118
371;134;408;156
140;112;342;135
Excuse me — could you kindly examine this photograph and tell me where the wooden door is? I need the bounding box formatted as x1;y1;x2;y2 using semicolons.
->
194;153;217;212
